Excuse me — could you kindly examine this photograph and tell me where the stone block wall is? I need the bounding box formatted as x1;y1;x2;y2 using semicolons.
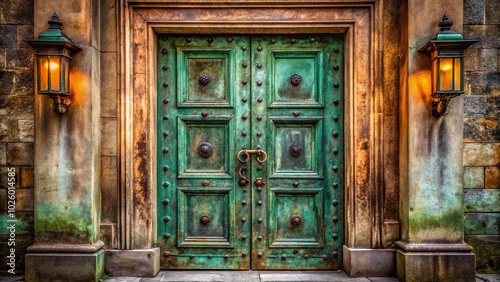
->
463;0;500;273
0;0;35;274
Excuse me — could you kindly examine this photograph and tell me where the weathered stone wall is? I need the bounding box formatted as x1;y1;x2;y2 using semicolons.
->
0;0;35;273
463;0;500;273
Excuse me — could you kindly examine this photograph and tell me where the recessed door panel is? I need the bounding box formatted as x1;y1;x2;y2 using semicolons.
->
158;35;343;270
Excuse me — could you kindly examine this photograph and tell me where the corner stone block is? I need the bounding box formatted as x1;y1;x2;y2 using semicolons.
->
485;167;500;188
396;250;476;282
25;250;104;282
463;143;500;167
105;248;160;277
464;166;484;188
6;143;33;165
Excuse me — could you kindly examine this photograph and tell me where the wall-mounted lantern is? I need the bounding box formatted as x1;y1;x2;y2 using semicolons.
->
27;13;81;114
419;15;477;117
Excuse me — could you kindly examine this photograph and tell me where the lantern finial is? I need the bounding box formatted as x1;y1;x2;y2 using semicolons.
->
48;13;63;30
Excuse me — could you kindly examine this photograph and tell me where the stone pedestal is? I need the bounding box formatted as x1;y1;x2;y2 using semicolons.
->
396;243;475;282
25;250;104;282
343;246;395;277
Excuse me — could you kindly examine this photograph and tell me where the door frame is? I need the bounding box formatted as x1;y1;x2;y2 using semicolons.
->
118;0;399;274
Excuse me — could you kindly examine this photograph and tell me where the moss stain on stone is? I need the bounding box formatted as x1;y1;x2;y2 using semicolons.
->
36;204;95;244
409;207;464;234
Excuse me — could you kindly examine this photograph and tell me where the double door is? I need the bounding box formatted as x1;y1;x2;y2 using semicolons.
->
157;35;343;270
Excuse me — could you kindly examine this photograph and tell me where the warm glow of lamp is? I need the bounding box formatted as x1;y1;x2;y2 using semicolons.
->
26;13;80;114
419;15;477;117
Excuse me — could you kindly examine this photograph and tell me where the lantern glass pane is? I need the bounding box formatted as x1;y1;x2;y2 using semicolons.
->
454;58;461;91
39;57;49;92
64;60;69;93
439;58;453;91
50;57;61;91
432;59;437;94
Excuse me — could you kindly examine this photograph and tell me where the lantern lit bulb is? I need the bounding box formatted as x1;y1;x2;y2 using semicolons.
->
440;62;452;71
50;62;59;69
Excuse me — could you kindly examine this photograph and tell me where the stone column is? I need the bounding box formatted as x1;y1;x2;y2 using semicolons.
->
25;1;103;281
398;0;475;281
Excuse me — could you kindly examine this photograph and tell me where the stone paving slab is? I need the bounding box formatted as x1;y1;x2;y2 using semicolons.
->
258;271;369;281
477;274;500;282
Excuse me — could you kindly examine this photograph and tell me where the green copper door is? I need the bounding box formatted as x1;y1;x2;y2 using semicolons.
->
157;35;343;270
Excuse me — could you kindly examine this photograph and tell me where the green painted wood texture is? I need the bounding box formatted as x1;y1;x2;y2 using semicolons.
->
157;35;343;270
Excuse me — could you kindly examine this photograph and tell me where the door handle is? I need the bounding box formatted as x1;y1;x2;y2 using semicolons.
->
237;145;267;164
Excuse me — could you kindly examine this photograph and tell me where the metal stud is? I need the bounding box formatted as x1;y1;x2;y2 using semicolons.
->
257;252;263;258
242;46;247;51
200;215;210;225
163;233;170;239
241;218;247;223
332;200;339;206
242;200;247;206
270;38;276;44
332;182;338;188
293;111;300;117
163;132;169;137
257;46;263;51
163;99;169;104
186;38;192;43
163;166;169;171
332;216;339;223
224;254;229;259
290;38;296;44
207;37;213;43
163;148;169;154
332;251;339;258
161;36;168;41
333;132;339;138
257;63;262;69
242;252;247;257
281;255;286;260
163;182;169;187
290;75;301;86
333;116;339;122
257;97;263;102
164;252;170;257
257;218;263;223
163;199;169;204
227;37;234;43
163;82;169;88
190;254;194;259
323;254;328;260
333;100;339;105
208;254;212;258
332;166;338;172
163;216;170;222
310;37;316;43
332;149;339;155
242;62;248;68
257;80;263;86
332;233;339;240
199;74;211;85
257;132;262;137
257;236;263;241
257;166;262;171
242;97;248;103
334;65;340;71
242;131;247;137
163;115;169;120
161;48;168;54
162;65;168;70
242;114;248;120
202;180;210;186
242;80;248;85
334;47;339;53
257;115;262;121
304;254;309;259
201;112;208;117
293;181;299;187
257;201;263;206
334;83;340;88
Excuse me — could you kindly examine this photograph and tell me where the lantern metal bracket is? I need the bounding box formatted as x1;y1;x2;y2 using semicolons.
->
431;92;461;117
52;96;72;114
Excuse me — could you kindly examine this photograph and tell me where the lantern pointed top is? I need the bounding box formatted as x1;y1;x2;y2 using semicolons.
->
438;14;453;32
26;12;81;54
432;14;463;41
48;13;63;30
